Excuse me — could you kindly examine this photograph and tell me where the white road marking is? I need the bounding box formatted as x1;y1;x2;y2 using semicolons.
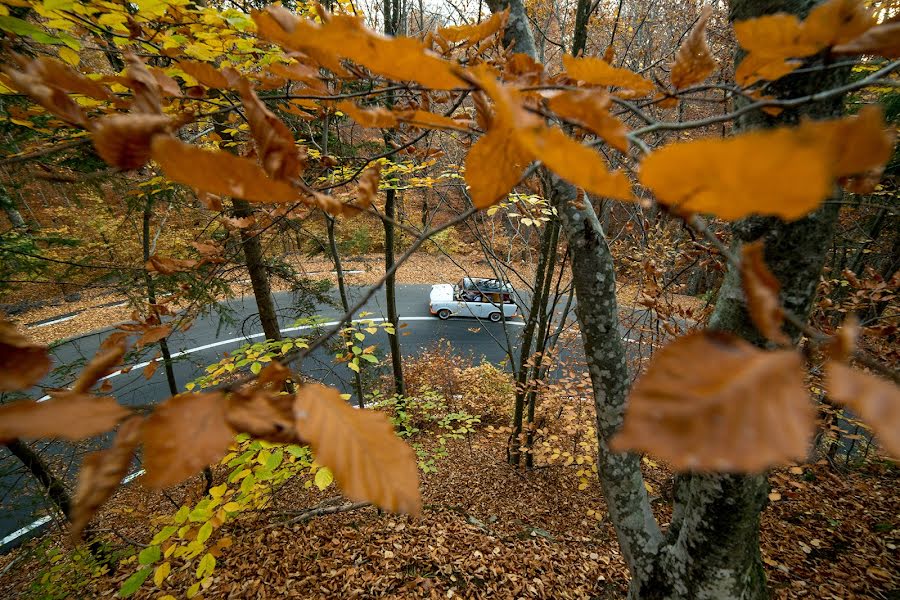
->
28;315;76;329
0;515;52;547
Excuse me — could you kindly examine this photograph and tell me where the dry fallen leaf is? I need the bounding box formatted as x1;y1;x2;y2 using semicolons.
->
142;392;234;488
294;383;421;514
740;240;789;344
70;416;143;539
0;318;51;392
0;393;131;443
611;331;814;472
670;7;717;89
826;361;900;457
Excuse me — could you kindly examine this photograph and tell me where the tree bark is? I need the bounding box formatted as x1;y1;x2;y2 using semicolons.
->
232;202;282;342
5;440;71;518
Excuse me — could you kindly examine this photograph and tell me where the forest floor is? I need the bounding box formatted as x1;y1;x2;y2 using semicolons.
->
0;426;896;599
3;251;706;345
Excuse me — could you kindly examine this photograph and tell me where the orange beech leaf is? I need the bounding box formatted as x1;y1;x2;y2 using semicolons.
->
833;21;900;57
465;128;531;208
91;114;174;170
826;361;899;457
610;331;814;472
151;137;300;203
546;89;629;153
0;318;51;392
149;68;182;97
137;325;172;347
734;54;802;87
517;126;633;202
344;163;381;216
123;52;162;114
29;57;115;101
0;393;131;444
562;55;654;96
71;416;143;539
294;383;421;515
740;240;789;344
401;110;472;131
253;9;465;90
197;191;224;212
73;340;127;393
145;254;199;275
226;390;298;444
143;360;159;380
238;79;305;180
337;100;398;128
176;61;232;89
437;9;507;47
639;117;876;220
142;392;234;488
800;0;874;47
803;105;894;181
828;316;859;361
1;65;88;128
670;6;717;89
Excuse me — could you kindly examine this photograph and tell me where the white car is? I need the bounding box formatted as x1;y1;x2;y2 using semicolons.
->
429;278;518;322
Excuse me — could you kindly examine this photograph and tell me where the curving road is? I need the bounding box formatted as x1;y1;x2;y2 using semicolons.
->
0;283;613;549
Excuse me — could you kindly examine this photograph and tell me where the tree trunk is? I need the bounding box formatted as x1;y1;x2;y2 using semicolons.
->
232;201;282;342
328;217;366;407
142;197;179;397
5;440;71;518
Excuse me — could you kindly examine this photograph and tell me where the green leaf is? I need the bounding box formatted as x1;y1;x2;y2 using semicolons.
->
250;362;262;375
150;525;179;546
119;567;152;597
314;467;334;490
347;360;360;373
196;521;213;544
354;332;365;341
173;506;190;524
43;0;74;10
361;354;379;363
196;553;216;579
138;545;161;565
0;16;63;44
266;449;283;471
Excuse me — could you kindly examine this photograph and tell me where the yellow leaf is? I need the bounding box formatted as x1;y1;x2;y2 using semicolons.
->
253;9;465;90
209;483;227;498
670;6;716;89
154;562;171;587
58;47;80;66
437;9;507;47
294;384;421;514
465;127;530;208
611;331;814;472
314;466;333;490
562;54;654;96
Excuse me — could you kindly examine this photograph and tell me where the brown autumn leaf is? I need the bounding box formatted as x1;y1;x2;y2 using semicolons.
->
400;110;471;132
253;9;465;90
73;339;127;393
740;240;789;345
436;9;507;48
465;127;531;209
833;21;900;57
294;383;421;514
800;0;874;47
562;54;654;96
267;61;324;87
143;359;159;380
70;416;143;539
336;100;398;128
0;318;51;392
177;61;232;89
638;109;891;221
226;389;298;444
0;393;131;443
670;6;717;89
1;65;89;128
151;136;300;203
142;392;234;488
341;163;381;216
30;57;116;102
149;68;182;97
826;361;899;457
145;254;198;275
197;191;224;212
516;126;633;202
611;331;814;472
238;79;305;180
91;114;174;170
137;325;172;347
123;52;162;114
546;89;629;153
828;315;859;361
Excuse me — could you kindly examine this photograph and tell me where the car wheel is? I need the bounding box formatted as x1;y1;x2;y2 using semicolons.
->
437;309;452;320
489;312;502;323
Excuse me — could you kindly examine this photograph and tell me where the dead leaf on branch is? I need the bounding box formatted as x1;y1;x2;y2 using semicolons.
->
345;163;381;216
142;392;234;488
0;393;131;444
833;20;900;57
73;339;127;393
26;56;115;102
145;254;199;275
91;114;175;170
826;361;900;457
740;240;789;345
546;90;629;153
151;136;300;203
670;6;717;89
611;331;814;472
253;9;465;90
828;316;859;361
638;108;892;221
123;52;162;114
177;61;232;89
0;318;51;392
1;64;89;128
239;79;306;180
562;55;655;97
436;9;507;48
137;325;172;347
337;100;399;128
71;416;143;539
294;383;422;515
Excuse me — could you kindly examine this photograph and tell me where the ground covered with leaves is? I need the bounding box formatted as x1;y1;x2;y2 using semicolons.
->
1;394;895;600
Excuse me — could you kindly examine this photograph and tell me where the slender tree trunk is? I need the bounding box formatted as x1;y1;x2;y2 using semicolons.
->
142;198;179;397
328;217;366;407
233;199;282;342
5;440;71;518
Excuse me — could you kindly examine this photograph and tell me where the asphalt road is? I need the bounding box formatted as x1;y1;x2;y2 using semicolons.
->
1;283;571;549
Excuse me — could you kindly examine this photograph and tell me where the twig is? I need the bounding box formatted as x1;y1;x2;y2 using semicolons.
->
274;501;370;527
